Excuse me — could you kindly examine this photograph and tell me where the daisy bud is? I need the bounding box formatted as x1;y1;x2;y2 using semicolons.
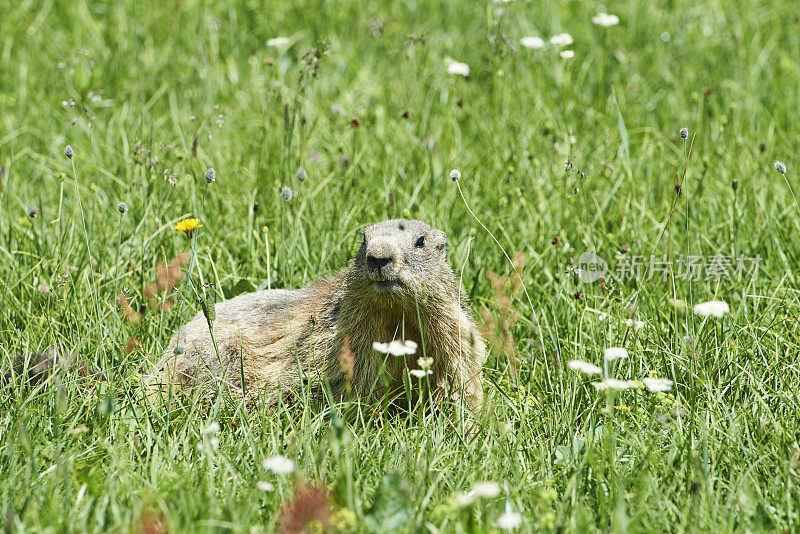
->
679;128;688;139
281;186;293;201
205;167;216;183
296;167;307;182
774;161;787;174
118;201;128;214
449;169;461;181
64;145;74;158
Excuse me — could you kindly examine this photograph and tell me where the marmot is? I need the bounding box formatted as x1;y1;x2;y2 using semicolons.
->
146;219;487;412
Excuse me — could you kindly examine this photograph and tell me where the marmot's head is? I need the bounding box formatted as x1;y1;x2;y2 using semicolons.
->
351;219;454;305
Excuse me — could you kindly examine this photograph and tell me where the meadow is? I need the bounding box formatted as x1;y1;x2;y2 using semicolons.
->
2;0;800;531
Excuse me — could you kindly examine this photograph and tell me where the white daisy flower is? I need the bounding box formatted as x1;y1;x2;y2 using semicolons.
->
559;50;575;59
625;318;645;330
417;357;433;370
520;36;546;49
372;339;418;357
692;300;730;318
267;37;291;48
203;422;220;434
567;360;602;375
592;379;638;391
603;347;628;361
447;61;470;77
642;377;673;392
496;511;523;529
592;13;620;27
454;491;476;507
471;481;501;498
257;481;275;491
549;33;573;46
262;455;295;475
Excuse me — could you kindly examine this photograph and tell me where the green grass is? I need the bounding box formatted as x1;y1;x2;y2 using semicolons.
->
2;0;800;531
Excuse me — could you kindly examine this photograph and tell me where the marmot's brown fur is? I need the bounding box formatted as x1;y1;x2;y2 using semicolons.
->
146;219;487;412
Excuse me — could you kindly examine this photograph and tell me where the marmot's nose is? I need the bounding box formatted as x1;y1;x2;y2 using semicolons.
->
365;238;398;273
367;255;392;271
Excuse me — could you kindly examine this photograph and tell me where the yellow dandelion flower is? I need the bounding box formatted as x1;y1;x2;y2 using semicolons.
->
175;217;202;238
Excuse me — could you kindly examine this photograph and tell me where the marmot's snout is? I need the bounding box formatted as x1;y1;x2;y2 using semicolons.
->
365;236;401;283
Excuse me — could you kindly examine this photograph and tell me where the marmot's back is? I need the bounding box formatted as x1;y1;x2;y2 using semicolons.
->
147;287;324;401
211;289;308;323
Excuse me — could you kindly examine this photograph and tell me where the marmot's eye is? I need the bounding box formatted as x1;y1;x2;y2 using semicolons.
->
415;236;425;248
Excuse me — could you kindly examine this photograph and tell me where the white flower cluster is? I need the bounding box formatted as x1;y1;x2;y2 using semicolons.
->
567;360;602;375
267;37;290;48
569;348;674;393
445;58;470;77
692;300;730;318
372;339;418;356
517;12;619;57
592;379;639;391
262;454;295;475
592;13;620;27
603;347;628;361
520;36;545;49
